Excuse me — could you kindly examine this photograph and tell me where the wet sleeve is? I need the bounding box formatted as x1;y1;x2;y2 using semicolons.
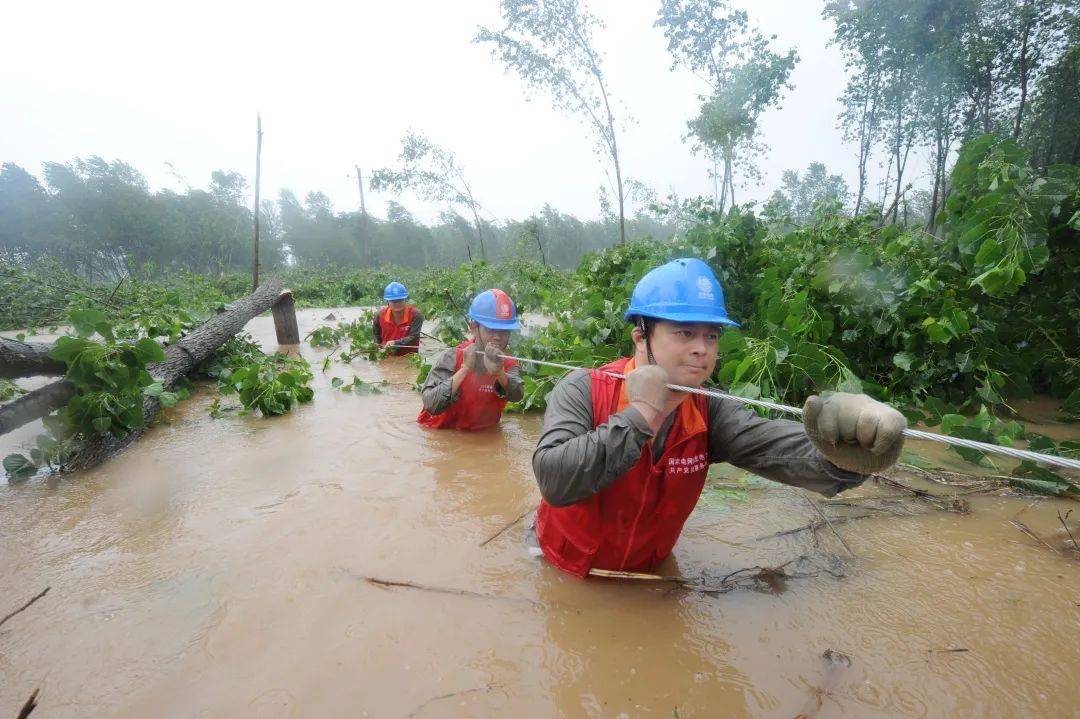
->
400;309;423;347
493;364;525;402
706;397;867;497
421;349;460;415
532;370;655;508
372;313;382;344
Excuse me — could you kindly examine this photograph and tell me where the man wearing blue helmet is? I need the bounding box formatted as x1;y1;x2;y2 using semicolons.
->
532;258;906;578
374;281;424;356
418;288;525;431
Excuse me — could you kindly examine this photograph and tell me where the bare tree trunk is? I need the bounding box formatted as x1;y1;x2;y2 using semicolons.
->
1013;1;1034;140
0;338;67;378
470;207;487;262
252;113;263;292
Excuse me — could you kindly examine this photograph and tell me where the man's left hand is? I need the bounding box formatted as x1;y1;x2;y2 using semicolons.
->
803;392;906;474
482;343;504;375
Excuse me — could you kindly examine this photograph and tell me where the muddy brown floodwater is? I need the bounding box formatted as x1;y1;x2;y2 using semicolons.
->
2;308;1079;718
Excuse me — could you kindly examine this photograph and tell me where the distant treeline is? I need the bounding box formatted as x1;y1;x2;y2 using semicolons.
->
0;158;681;280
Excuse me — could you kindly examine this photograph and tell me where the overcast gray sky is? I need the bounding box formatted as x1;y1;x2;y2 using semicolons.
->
2;0;926;223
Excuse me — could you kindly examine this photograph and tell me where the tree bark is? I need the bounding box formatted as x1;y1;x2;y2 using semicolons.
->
0;338;67;378
62;278;284;472
1013;1;1034;141
0;380;76;436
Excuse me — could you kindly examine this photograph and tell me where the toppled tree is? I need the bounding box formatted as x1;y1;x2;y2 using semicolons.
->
1;279;289;476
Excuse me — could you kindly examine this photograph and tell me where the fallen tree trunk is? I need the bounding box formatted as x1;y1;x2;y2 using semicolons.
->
62;278;283;472
0;337;67;378
0;380;75;435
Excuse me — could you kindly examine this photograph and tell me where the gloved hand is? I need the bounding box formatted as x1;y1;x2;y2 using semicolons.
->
482;343;504;374
803;392;906;474
626;364;681;415
461;342;481;372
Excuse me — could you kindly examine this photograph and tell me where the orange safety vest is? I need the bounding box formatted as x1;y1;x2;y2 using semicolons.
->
416;339;517;431
536;357;710;578
378;305;418;356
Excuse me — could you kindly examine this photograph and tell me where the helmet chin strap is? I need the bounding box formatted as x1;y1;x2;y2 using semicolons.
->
637;317;656;366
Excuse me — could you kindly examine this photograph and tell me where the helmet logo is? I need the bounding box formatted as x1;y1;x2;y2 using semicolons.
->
696;276;714;301
492;289;512;319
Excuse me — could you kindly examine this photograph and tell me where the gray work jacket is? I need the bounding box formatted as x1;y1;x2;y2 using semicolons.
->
421;346;526;415
533;369;866;507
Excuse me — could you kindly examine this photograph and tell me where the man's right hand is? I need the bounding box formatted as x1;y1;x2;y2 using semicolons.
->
626;365;684;429
461;342;481;373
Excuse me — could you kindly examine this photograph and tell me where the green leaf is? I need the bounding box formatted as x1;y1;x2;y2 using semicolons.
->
892;352;914;371
48;336;94;364
133;338;166;364
71;309;110;338
3;453;36;479
1008;476;1078;497
92;417;112;433
158;391;179;408
973;238;1003;266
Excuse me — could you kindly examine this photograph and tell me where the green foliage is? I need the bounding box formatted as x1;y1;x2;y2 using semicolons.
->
213;355;313;417
940;136;1068;297
202;335;314;417
306;312;385;362
0;379;25;401
47;318;167;438
331;376;387;394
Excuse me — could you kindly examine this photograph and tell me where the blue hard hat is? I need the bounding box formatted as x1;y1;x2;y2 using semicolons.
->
468;289;520;330
625;258;740;327
383;282;409;301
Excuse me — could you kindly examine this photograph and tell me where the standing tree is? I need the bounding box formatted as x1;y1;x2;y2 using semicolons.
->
370;130;491;261
475;0;629;244
656;0;797;213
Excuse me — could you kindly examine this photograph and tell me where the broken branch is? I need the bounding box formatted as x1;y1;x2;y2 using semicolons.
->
0;586;50;629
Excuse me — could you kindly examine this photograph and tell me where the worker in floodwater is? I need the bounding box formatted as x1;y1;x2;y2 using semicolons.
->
418;288;525;431
374;281;424;356
531;258;907;578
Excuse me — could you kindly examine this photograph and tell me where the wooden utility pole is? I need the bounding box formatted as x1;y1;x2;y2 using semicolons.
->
252;113;263;292
355;164;367;215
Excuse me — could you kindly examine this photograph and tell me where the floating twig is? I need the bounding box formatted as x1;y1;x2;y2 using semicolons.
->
0;587;50;629
407;685;494;718
872;474;973;512
754;513;878;541
17;689;39;719
929;647;969;653
805;497;855;558
359;575;542;608
1058;510;1078;552
589;556;811;595
479;506;534;547
1009;519;1061;555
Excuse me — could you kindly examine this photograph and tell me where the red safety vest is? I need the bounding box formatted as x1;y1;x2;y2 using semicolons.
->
416;339;517;431
536;357;710;578
378;305;418;356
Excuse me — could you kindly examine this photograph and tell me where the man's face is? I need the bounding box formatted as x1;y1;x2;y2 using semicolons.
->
474;323;511;351
388;299;407;312
633;320;720;388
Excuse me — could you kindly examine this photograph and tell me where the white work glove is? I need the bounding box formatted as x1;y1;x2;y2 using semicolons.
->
481;343;504;374
461;342;481;372
626;365;683;415
803;392;906;474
